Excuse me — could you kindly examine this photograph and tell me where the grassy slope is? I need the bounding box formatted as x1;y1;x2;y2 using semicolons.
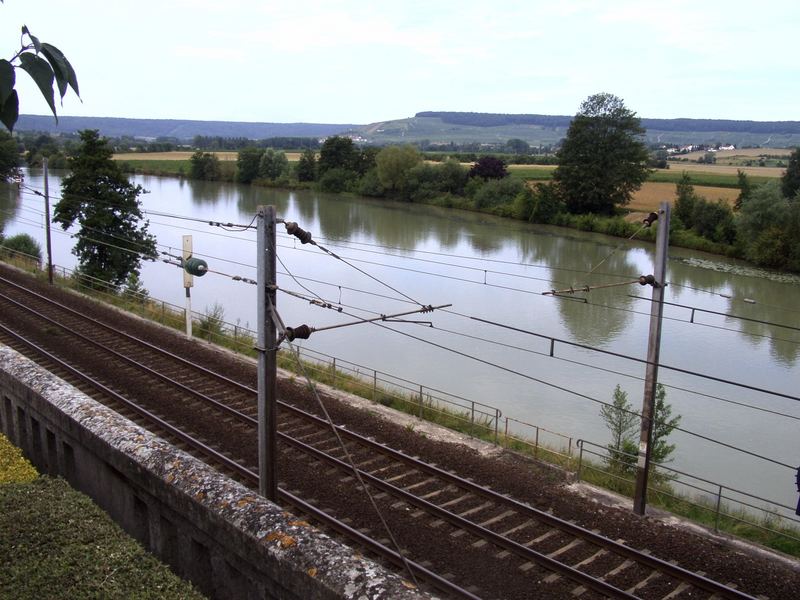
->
0;434;205;600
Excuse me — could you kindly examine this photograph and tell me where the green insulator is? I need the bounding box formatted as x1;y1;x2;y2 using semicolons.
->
184;257;208;276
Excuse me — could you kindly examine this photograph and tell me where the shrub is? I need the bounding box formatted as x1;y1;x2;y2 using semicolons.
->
472;178;524;209
318;167;355;193
1;233;42;263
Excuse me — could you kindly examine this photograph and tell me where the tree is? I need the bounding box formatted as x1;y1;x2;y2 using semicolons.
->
505;138;530;154
0;129;19;181
236;147;263;184
781;147;800;200
734;169;751;211
295;148;317;182
600;385;639;471
1;18;80;131
189;151;221;181
375;144;421;192
651;384;681;466
54;130;156;288
258;148;289;180
469;155;508;180
737;180;800;269
673;173;698;229
317;136;358;176
554;93;650;214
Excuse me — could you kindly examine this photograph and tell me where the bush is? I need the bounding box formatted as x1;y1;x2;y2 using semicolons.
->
472;178;524;209
318;167;356;193
196;303;226;342
0;233;42;263
356;169;385;197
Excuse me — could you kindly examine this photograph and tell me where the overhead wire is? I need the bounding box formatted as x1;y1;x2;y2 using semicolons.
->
17;181;798;335
10;178;798;472
12;206;800;414
319;305;795;470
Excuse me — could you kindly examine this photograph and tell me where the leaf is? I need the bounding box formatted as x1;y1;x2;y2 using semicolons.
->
20;25;42;53
30;34;42;54
40;43;79;99
0;90;19;132
0;59;15;105
18;52;57;119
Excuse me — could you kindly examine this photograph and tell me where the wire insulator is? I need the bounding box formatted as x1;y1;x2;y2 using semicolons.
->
639;274;655;286
285;221;313;244
285;324;312;341
642;212;659;227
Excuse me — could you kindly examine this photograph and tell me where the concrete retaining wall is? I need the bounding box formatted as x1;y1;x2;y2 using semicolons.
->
0;345;433;600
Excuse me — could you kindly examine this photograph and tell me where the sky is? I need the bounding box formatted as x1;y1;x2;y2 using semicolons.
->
2;0;799;125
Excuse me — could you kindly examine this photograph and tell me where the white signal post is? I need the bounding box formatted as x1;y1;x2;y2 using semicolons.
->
183;235;193;338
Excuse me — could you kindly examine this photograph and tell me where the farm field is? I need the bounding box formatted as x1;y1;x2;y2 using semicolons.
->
661;162;784;177
627;182;738;213
677;147;792;161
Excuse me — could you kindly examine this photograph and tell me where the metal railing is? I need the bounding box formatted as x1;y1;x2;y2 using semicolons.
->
576;439;800;543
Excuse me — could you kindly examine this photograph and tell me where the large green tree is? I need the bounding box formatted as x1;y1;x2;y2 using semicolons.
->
317;135;358;176
236;147;263;184
295;148;317;182
375;144;421;192
54;130;156;288
1;14;80;131
554;93;650;214
258;148;289;180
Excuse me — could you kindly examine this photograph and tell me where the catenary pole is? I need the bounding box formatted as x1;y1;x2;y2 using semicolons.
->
633;202;670;515
42;157;54;284
257;205;278;500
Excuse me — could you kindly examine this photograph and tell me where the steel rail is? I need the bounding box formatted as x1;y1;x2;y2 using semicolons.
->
0;322;477;600
0;276;759;599
0;292;255;426
281;429;640;599
280;410;757;600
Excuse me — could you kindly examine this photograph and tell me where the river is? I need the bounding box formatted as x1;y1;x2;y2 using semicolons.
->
2;170;799;515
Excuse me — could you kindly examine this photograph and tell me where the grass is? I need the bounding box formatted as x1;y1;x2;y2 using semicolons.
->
0;434;205;598
116;159;190;177
576;454;800;558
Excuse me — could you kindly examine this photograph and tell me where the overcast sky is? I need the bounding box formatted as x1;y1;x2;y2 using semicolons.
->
3;0;798;124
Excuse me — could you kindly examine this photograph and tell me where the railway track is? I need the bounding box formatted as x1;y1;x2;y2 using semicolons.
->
0;271;763;600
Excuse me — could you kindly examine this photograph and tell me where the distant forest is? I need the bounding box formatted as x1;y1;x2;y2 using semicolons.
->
415;111;800;135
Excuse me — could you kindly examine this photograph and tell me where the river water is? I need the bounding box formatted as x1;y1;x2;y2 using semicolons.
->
2;170;799;513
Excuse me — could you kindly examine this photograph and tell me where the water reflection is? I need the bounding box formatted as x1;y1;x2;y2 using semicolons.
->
0;182;21;236
667;257;800;366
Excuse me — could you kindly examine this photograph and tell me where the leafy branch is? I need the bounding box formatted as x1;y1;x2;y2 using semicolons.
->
1;22;80;132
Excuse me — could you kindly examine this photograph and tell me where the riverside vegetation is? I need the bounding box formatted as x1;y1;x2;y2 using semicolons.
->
2;250;797;557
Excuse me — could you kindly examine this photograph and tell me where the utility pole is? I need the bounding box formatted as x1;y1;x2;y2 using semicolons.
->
42;157;54;284
182;235;193;337
256;205;278;501
633;202;670;515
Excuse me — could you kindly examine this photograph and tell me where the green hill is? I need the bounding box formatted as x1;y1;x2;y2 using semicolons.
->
354;112;800;147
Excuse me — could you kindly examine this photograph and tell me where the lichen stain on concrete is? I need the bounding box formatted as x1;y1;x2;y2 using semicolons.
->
266;531;297;549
